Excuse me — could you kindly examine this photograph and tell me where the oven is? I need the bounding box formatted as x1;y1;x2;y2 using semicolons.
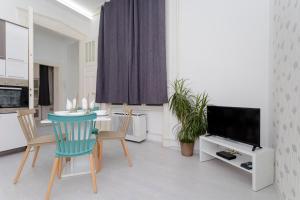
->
0;79;29;113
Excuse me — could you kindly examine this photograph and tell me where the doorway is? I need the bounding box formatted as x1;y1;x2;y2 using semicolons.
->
34;64;56;120
33;24;80;121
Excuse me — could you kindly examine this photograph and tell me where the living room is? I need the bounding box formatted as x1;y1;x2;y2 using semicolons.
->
0;0;297;200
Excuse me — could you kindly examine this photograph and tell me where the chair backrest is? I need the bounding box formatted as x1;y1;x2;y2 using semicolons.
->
17;109;37;143
48;113;97;156
118;107;133;136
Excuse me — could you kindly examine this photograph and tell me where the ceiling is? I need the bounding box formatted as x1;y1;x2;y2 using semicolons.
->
70;0;105;16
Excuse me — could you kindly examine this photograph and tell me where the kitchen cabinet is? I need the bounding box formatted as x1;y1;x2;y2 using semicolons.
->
0;21;28;154
0;20;5;59
5;22;28;80
6;59;28;79
0;113;26;152
6;22;28;63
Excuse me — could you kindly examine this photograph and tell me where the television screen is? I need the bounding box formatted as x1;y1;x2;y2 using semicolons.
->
207;105;260;147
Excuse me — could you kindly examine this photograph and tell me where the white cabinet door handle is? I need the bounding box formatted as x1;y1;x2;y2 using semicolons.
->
7;75;23;78
7;58;25;62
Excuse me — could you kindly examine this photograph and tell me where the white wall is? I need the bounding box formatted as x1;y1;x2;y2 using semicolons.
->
175;0;271;147
34;26;71;67
65;42;79;99
272;1;300;199
34;25;79;110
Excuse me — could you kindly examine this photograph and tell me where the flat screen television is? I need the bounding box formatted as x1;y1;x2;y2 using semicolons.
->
207;105;260;149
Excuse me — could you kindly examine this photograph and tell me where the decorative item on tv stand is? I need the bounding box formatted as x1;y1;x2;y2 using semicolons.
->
169;79;208;157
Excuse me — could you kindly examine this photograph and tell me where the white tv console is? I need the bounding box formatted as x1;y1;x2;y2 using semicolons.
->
199;135;274;191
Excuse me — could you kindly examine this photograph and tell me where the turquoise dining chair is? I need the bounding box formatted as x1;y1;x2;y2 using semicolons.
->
75;106;100;135
45;113;98;200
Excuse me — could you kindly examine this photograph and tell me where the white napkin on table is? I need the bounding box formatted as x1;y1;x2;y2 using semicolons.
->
82;98;88;110
72;98;77;109
66;99;72;111
90;100;95;110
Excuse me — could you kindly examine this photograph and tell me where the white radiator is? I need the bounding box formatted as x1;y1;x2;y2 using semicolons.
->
112;112;147;142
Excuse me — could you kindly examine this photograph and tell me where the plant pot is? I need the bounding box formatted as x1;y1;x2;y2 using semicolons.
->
180;142;195;157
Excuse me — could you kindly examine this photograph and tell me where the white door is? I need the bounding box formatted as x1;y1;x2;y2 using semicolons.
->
82;40;97;99
0;59;5;77
6;22;28;63
6;59;28;79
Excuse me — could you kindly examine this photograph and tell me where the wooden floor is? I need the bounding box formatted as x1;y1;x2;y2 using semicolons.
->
0;140;279;200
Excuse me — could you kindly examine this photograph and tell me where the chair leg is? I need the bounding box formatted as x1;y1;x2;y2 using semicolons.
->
89;153;97;193
120;139;128;156
120;139;132;167
13;146;31;184
98;139;103;170
45;158;59;200
32;146;40;167
57;158;63;179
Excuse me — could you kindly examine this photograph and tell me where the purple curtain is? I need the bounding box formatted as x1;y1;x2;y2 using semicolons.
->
96;0;167;105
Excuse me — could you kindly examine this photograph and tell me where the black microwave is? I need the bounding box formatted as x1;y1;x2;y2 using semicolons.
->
0;85;29;109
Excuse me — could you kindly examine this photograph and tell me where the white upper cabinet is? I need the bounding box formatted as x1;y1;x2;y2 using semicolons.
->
6;59;27;79
5;22;28;79
6;22;28;63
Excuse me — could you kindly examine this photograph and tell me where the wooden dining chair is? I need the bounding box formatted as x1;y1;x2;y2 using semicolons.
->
97;107;133;170
46;113;98;200
14;109;57;184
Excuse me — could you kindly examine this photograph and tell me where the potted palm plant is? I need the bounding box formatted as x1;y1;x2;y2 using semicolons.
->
169;79;208;156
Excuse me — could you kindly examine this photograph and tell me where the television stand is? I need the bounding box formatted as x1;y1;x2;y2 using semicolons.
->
199;136;274;191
